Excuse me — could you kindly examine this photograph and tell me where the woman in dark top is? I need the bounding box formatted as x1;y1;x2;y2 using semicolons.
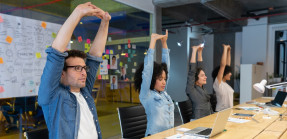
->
186;44;213;119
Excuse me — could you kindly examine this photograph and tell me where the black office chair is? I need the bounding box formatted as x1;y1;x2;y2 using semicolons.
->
117;105;147;139
209;93;217;112
175;100;193;124
24;128;49;139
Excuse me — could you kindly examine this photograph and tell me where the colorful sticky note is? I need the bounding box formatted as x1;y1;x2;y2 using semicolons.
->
125;64;128;68
36;52;42;59
0;86;4;93
125;45;128;49
0;57;3;64
41;21;47;29
128;58;131;62
128;39;131;44
119;62;123;67
116;54;119;59
107;64;110;69
0;16;4;23
134;62;137;66
132;68;136;73
132;50;136;54
46;45;50;48
98;75;102;79
102;56;106;59
105;49;109;54
87;39;91;44
128;49;131;53
125;53;128;57
106;55;109;59
52;32;57;38
85;43;89;48
6;36;12;44
132;44;136;49
130;54;133;58
110;50;114;55
78;36;82;42
118;45;121;50
128;43;131;48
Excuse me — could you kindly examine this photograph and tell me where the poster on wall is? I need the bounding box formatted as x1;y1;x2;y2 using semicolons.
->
0;13;67;98
110;54;117;69
100;59;108;75
110;75;118;90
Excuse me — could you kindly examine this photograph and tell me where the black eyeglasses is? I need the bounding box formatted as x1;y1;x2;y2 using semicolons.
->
66;65;90;72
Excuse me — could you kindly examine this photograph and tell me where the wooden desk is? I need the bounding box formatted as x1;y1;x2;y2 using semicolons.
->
144;98;287;139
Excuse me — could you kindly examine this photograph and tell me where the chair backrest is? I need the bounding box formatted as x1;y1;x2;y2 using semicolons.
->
117;105;147;138
24;128;48;139
175;100;193;124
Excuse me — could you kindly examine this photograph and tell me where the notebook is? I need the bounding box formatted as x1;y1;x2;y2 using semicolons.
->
184;108;232;138
266;91;287;107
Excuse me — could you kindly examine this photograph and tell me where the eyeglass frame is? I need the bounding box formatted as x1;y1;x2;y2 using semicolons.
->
65;65;90;72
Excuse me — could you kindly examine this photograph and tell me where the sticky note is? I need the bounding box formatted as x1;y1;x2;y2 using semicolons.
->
105;49;109;54
46;45;50;48
132;44;136;49
0;16;3;23
128;39;131;43
125;64;128;68
110;50;114;55
0;57;3;64
52;32;57;38
116;54;119;59
78;36;82;42
134;62;137;66
132;50;136;54
41;21;47;29
118;45;121;50
36;52;41;58
128;58;131;62
6;36;12;44
125;45;128;49
119;62;123;67
107;64;110;69
130;54;133;58
128;43;131;48
108;37;112;42
0;86;4;93
102;56;105;59
98;75;102;79
87;39;91;44
132;69;136;73
128;49;131;53
125;53;128;57
106;55;109;59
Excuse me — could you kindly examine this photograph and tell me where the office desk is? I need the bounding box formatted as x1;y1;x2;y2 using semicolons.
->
144;98;287;139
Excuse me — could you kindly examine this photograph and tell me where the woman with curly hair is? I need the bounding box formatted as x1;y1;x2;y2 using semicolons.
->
212;44;233;111
186;44;213;119
134;30;174;136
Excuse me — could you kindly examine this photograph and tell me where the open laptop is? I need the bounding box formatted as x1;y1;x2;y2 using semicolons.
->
184;108;232;138
265;91;287;107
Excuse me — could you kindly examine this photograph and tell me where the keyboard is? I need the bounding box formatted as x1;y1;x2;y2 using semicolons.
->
197;128;212;135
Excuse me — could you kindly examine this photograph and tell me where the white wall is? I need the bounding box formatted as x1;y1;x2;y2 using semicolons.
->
114;0;154;14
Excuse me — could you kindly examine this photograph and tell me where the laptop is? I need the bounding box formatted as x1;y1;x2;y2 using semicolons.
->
184;108;232;138
265;91;287;107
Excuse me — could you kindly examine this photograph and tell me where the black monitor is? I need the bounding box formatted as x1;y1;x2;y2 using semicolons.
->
271;91;287;107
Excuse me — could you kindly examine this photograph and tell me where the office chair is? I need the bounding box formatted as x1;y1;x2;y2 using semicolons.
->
117;105;147;138
175;100;193;124
209;93;217;112
24;128;49;139
2;96;37;132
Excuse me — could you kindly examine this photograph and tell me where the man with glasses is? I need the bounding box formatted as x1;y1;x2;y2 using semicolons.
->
38;2;110;139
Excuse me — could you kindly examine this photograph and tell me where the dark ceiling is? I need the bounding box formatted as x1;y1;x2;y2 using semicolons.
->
158;0;287;33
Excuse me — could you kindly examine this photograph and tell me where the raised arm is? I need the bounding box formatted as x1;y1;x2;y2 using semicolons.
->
160;30;170;88
89;12;111;57
139;33;166;100
227;46;231;66
216;44;230;84
52;2;104;52
186;45;200;96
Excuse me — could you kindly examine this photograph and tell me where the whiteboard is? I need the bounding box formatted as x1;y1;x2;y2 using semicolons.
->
0;13;67;98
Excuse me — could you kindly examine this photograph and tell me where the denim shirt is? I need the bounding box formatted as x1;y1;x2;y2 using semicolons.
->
139;48;174;136
38;47;102;139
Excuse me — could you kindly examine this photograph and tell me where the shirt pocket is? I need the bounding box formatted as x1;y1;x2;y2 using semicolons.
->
62;98;77;122
153;95;163;106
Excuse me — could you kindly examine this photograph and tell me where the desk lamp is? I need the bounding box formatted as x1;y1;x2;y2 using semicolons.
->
253;79;287;94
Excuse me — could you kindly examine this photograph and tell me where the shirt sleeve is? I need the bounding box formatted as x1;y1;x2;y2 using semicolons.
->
85;53;103;94
186;63;196;99
161;48;170;90
139;48;154;100
38;47;68;106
